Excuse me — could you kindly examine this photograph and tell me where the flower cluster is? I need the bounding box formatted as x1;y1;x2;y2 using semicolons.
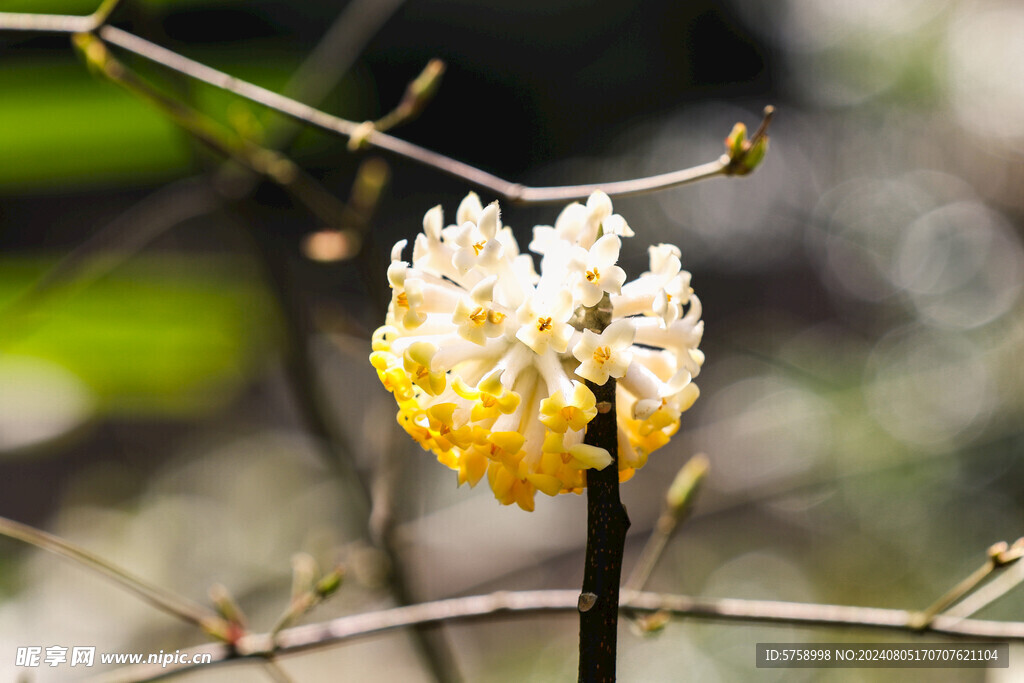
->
370;191;703;510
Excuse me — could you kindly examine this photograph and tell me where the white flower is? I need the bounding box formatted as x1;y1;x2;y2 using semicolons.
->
613;242;695;328
515;288;575;355
571;233;627;307
370;191;703;510
451;276;507;345
572;319;635;385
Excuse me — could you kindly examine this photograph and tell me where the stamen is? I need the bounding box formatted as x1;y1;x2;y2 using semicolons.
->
469;306;488;324
537;317;552;332
592;346;612;364
585;268;600;282
473;240;487;255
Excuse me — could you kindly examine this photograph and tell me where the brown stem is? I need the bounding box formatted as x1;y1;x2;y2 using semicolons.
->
578;295;630;683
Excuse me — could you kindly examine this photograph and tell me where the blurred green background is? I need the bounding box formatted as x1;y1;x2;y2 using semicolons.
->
1;0;1023;681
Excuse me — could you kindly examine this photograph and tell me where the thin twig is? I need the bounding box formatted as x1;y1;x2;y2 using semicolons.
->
0;0;121;33
260;658;296;683
0;515;225;636
0;13;766;203
89;0;124;28
347;59;446;151
95;588;1024;682
236;205;462;683
278;0;407;109
73;33;354;234
945;557;1024;620
0;12;93;33
4;9;453;680
624;454;709;594
214;0;408;205
90;7;454;677
0;179;218;350
910;539;1024;629
93;24;739;204
94;23;763;203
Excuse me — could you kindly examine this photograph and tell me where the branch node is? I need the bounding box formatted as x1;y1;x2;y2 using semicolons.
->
578;592;598;613
347;120;376;151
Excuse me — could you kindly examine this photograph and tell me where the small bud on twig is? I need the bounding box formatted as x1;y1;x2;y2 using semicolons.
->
665;453;709;515
315;565;345;598
723;105;774;176
209;583;248;632
630;609;671;636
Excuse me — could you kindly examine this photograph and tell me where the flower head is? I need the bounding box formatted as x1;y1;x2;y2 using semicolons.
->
371;191;703;510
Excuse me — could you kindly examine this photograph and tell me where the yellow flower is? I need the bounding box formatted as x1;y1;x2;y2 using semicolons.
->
539;382;598;433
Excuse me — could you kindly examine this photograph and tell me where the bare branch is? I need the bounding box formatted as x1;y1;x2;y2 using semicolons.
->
0;10;760;203
260;658;297;683
0;0;121;33
97;588;1024;682
946;557;1024;620
93;24;755;203
625;454;709;594
0;515;225;636
279;0;406;107
0;12;94;33
911;539;1024;629
0;179;217;350
90;0;124;28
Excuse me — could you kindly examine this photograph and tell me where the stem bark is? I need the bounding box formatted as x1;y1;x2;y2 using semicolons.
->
578;296;630;682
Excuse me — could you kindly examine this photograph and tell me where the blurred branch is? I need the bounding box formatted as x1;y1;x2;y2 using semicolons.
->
260;660;297;683
270;555;344;639
99;587;1024;682
620;455;708;636
625;454;709;596
279;0;406;109
233;183;461;683
945;555;1024;620
0;14;770;203
0;0;121;32
0;515;228;639
72;33;354;233
5;8;452;680
0;178;217;350
911;539;1024;629
75;18;456;682
302;158;389;263
90;0;123;28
